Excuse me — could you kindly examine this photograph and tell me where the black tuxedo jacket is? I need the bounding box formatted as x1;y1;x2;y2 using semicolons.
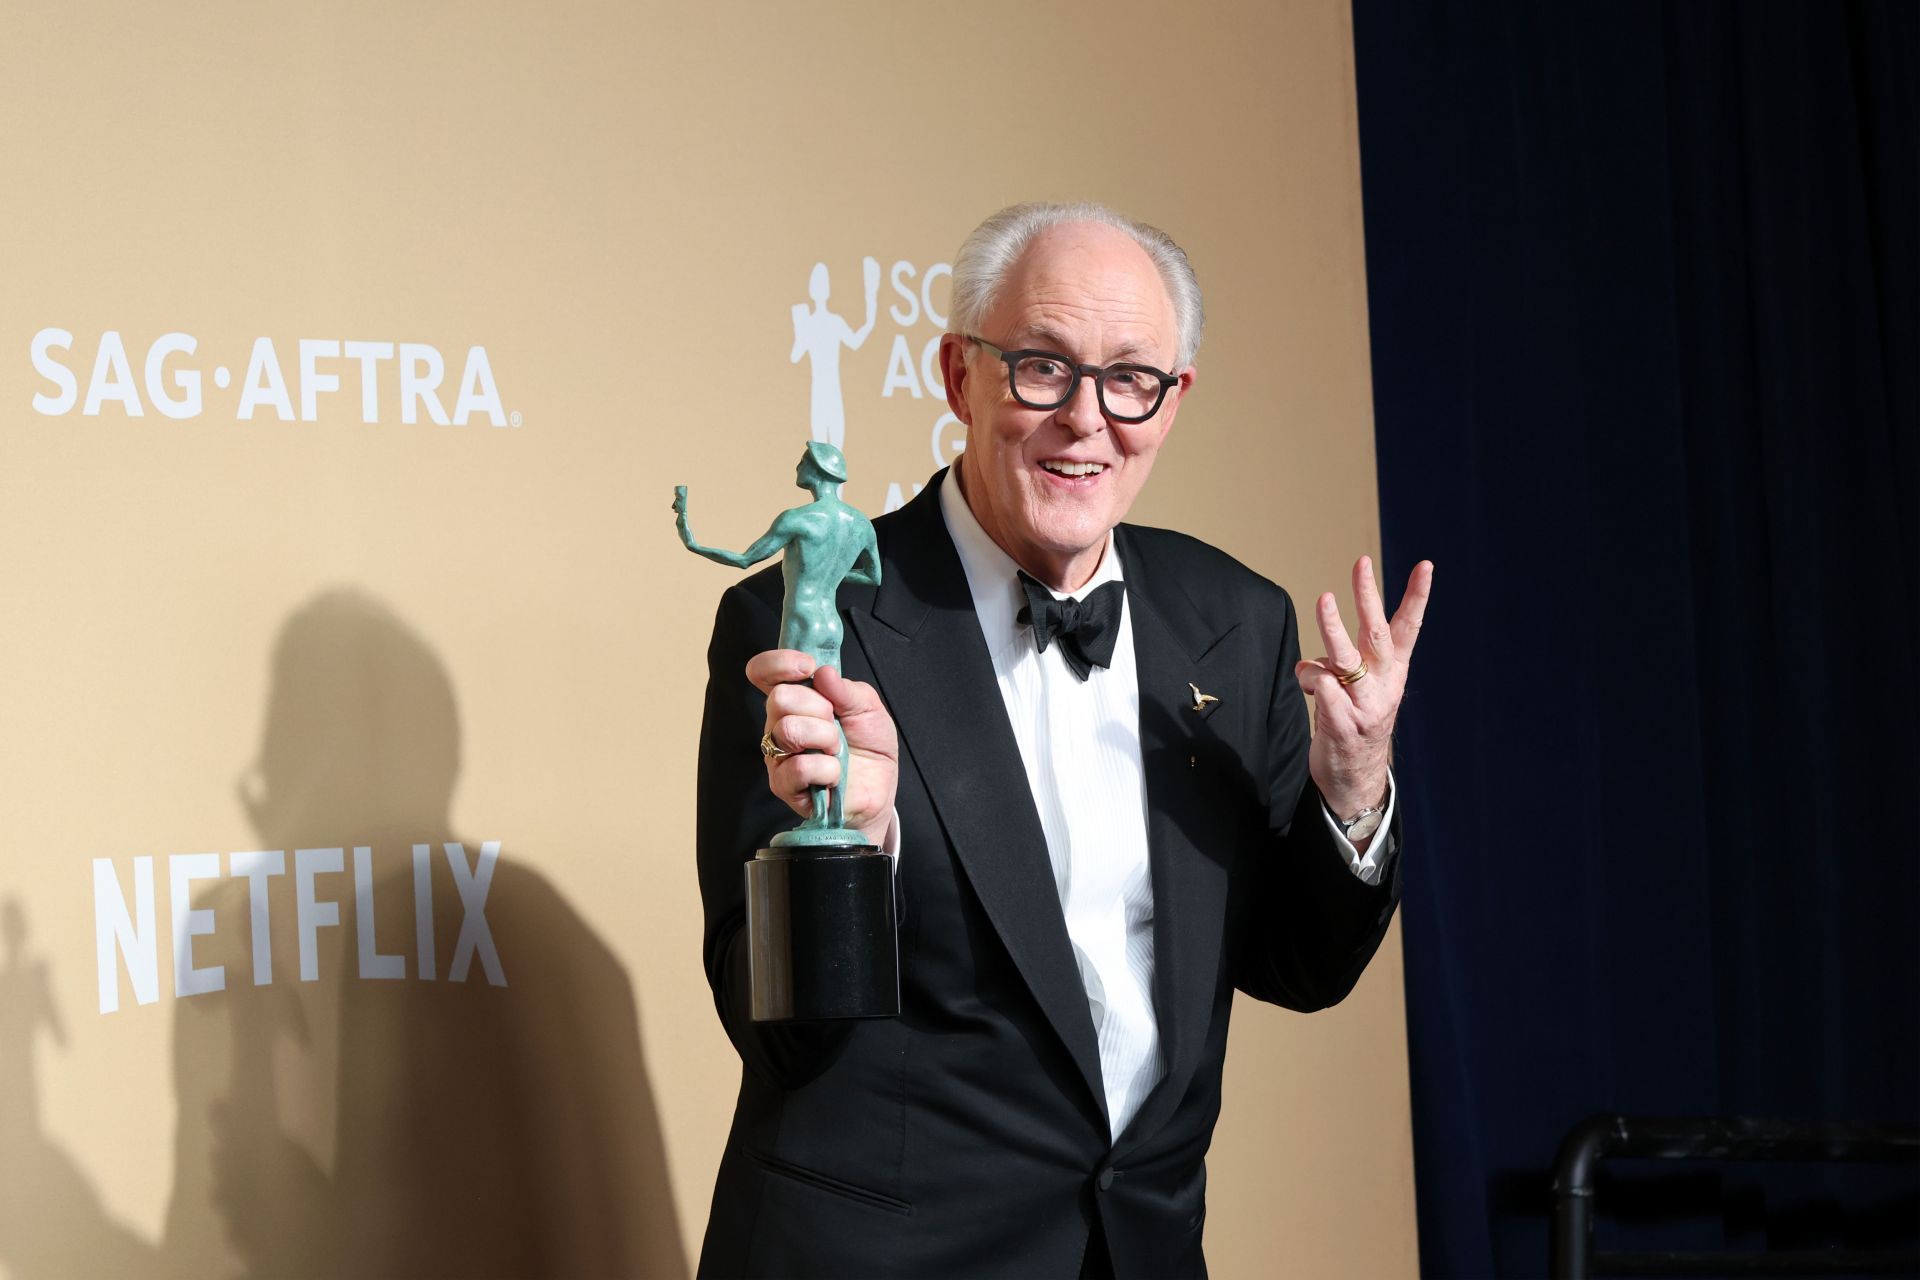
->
695;473;1402;1279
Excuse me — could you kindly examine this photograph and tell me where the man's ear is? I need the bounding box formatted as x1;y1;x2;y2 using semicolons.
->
1153;364;1199;439
938;333;973;426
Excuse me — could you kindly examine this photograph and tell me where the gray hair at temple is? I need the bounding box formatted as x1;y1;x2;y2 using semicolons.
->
947;201;1206;370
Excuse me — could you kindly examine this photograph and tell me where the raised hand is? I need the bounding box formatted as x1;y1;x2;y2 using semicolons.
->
746;649;899;848
1294;556;1434;824
673;486;695;548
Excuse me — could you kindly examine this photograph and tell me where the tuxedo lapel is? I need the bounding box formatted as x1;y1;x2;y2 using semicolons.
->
848;475;1108;1129
1112;525;1242;1154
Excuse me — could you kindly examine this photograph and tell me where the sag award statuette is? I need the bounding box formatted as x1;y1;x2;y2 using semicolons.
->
675;442;899;1021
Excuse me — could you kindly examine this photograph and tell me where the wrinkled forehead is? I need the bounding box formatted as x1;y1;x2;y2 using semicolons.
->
990;223;1179;363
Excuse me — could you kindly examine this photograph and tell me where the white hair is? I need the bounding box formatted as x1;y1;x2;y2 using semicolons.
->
947;201;1205;369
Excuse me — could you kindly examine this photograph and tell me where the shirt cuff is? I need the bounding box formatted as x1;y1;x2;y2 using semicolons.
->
1320;770;1396;886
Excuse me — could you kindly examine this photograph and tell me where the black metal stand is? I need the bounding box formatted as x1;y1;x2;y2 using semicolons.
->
1550;1115;1920;1279
745;845;899;1022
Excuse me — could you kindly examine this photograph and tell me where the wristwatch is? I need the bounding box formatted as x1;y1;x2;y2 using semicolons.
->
1337;803;1386;844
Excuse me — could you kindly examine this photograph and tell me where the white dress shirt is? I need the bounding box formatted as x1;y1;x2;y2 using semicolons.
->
929;471;1395;1140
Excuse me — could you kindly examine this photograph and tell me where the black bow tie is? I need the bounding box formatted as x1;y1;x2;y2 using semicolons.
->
1016;571;1125;681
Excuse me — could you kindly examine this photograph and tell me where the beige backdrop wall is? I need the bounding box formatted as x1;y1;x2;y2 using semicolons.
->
0;1;1414;1276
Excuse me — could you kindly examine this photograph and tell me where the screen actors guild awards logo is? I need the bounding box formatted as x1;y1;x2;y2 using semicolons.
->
788;254;960;512
791;259;881;451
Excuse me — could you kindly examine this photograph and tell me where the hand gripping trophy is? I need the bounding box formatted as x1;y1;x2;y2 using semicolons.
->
675;442;898;1020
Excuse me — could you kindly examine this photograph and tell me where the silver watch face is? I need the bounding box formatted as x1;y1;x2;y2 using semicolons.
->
1345;810;1385;843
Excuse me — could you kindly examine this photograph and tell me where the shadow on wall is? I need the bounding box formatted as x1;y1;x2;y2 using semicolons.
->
0;897;160;1278
143;587;682;1279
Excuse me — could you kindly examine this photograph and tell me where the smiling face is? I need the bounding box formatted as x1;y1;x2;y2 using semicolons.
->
940;221;1195;591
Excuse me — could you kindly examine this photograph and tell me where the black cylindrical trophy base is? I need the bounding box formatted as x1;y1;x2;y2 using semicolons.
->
746;846;899;1021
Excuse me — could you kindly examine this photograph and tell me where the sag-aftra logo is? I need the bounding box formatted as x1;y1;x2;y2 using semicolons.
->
29;329;516;426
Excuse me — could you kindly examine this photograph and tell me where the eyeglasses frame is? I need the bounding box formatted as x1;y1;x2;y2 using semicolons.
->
965;335;1181;425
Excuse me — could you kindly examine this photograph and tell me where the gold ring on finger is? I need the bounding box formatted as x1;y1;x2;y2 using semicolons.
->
759;730;794;761
1333;659;1369;686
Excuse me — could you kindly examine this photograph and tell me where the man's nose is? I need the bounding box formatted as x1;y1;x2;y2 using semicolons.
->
1056;374;1107;438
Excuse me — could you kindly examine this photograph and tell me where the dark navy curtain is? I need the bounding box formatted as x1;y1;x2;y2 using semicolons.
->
1351;1;1918;1273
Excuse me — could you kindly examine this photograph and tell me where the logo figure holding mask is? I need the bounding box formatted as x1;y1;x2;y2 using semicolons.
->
675;442;897;1019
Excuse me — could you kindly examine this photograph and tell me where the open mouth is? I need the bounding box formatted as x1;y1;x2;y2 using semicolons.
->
1038;460;1108;480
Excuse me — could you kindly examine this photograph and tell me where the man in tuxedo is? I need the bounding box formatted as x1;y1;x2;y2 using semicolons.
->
695;202;1434;1279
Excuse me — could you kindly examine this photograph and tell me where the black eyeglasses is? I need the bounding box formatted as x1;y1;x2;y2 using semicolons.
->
966;336;1179;424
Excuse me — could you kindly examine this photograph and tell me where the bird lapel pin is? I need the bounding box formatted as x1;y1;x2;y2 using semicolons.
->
1187;682;1221;713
